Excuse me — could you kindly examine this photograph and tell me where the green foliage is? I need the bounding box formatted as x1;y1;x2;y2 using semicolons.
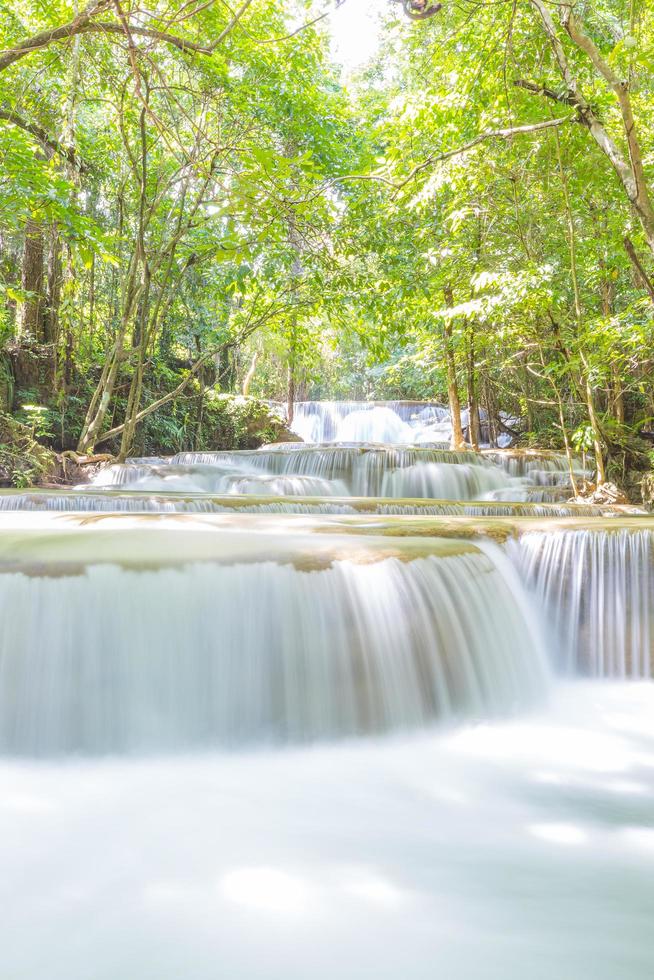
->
0;0;653;469
200;394;292;451
0;411;56;487
133;393;293;456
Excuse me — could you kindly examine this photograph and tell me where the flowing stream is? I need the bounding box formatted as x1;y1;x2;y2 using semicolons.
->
0;399;652;978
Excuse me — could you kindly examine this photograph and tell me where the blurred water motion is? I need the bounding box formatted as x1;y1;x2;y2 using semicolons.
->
0;399;651;979
1;683;653;979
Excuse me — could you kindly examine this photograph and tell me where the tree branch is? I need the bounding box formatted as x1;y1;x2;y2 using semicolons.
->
624;237;654;305
513;78;578;108
94;347;218;445
0;107;87;169
210;0;255;49
0;0;111;72
529;0;654;251
393;115;575;190
561;8;654;246
286;115;576;207
0;0;250;73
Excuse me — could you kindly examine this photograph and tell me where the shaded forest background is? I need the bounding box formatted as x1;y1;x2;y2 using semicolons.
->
1;0;654;495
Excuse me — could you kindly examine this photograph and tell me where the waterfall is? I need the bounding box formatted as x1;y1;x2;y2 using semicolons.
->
85;446;591;503
0;489;621;517
1;400;652;980
334;406;414;443
0;538;548;754
288;400;519;447
170;446;495;497
0;402;649;761
380;462;513;500
289;400;449;443
89;448;589;502
286;400;518;447
509;528;653;678
484;451;572;476
485;451;592;488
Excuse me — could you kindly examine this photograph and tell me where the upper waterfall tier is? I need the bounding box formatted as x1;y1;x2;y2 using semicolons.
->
0;514;548;754
288;401;451;444
85;445;587;502
286;400;514;447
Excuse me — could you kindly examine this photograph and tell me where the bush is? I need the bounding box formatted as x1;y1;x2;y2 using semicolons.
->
199;394;294;450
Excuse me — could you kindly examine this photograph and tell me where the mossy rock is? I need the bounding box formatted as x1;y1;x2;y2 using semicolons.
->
640;472;654;507
0;411;58;488
200;394;298;451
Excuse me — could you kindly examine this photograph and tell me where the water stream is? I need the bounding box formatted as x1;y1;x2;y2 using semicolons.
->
0;399;652;978
87;442;590;502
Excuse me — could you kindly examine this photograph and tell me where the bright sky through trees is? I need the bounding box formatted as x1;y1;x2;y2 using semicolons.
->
329;0;382;69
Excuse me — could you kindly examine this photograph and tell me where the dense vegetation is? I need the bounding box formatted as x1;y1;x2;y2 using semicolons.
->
0;0;653;493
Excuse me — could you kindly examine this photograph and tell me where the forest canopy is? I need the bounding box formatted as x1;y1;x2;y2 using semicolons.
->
0;0;653;489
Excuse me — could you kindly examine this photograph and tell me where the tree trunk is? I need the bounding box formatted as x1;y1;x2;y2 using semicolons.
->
598;264;625;426
287;362;295;427
584;371;607;485
217;344;237;391
242;350;258;396
77;255;142;452
17;219;45;342
531;0;654;256
623;237;654;304
44;222;62;345
554;126;606;485
611;363;625;425
466;325;481;450
443;287;465;450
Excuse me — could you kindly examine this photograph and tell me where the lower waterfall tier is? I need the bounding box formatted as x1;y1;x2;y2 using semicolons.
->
1;513;653;755
0;533;547;754
512;529;654;678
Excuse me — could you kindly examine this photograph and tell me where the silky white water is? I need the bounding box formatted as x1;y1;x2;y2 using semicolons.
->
89;445;587;502
289;400;451;444
512;528;654;678
0;394;652;978
0;488;622;517
0;516;547;754
2;683;654;980
380;460;511;499
287;400;514;447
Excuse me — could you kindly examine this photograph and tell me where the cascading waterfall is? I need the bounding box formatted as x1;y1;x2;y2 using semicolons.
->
333;406;414;443
380;461;512;500
0;526;548;754
168;446;513;498
289;400;450;444
485;450;591;490
287;400;513;447
510;528;654;679
93;464;349;497
485;452;574;476
1;397;653;980
0;489;625;517
88;445;586;503
173;446;487;468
